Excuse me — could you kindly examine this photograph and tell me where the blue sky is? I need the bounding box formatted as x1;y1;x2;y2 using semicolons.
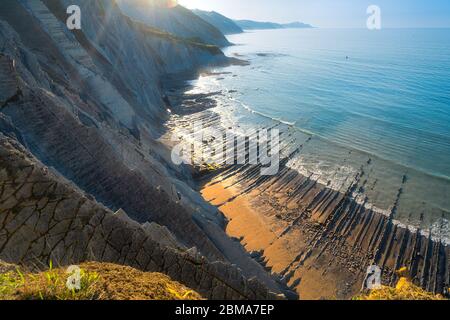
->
178;0;450;28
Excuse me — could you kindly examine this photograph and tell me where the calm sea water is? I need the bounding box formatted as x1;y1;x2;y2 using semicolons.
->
188;28;450;242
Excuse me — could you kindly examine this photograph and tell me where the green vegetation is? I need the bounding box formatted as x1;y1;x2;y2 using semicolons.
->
0;260;99;300
0;261;202;300
354;268;448;301
129;18;222;55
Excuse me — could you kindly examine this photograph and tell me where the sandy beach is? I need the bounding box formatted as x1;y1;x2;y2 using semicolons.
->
201;176;362;299
164;73;449;300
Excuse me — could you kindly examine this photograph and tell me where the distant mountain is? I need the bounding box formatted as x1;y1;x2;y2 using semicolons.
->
282;21;313;29
193;9;243;35
234;20;283;30
235;19;313;30
116;0;230;47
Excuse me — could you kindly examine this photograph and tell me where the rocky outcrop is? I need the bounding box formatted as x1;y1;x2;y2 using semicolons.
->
142;221;187;251
0;134;280;299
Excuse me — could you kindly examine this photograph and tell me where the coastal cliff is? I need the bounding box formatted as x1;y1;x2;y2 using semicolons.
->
0;0;291;299
115;0;231;47
192;9;243;35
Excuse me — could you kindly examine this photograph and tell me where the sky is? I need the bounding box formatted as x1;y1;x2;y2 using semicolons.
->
177;0;450;28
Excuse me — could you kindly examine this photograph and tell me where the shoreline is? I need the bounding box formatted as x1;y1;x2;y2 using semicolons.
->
199;165;449;299
163;73;450;299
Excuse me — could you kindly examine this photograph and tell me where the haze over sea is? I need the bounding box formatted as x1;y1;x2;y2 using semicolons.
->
187;28;450;242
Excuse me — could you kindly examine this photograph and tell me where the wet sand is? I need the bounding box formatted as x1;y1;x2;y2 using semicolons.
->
201;177;362;300
202;178;279;252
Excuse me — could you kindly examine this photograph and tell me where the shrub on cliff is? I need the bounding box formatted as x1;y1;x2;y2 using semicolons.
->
0;261;202;300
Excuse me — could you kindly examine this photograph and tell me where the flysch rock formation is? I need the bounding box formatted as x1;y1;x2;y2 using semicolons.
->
0;0;293;299
0;134;280;300
171;105;449;298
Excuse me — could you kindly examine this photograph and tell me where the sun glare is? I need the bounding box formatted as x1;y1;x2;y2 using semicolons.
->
146;0;178;8
167;0;178;8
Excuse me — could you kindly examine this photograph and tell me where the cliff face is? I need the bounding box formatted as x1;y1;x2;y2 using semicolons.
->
0;0;289;299
0;134;278;299
115;0;230;47
192;10;243;35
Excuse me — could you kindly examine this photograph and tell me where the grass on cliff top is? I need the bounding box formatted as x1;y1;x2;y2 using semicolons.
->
133;21;222;55
0;261;202;300
354;268;448;301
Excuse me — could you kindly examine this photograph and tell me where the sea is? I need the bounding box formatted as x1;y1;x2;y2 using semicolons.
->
185;28;450;243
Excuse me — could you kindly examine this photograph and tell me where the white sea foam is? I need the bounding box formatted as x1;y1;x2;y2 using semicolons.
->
182;55;450;246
